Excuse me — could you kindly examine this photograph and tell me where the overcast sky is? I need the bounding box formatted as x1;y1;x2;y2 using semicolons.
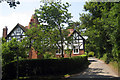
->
0;0;88;38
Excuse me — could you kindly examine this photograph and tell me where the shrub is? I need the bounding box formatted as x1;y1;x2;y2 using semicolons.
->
88;52;94;57
2;55;89;79
101;53;110;64
43;52;54;59
84;52;88;57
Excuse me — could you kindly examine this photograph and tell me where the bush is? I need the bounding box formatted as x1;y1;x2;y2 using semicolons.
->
88;52;94;57
2;55;89;79
43;52;54;59
101;53;110;64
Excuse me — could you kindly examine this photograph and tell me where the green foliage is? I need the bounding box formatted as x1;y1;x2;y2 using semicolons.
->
26;26;53;54
2;38;28;65
2;55;88;79
88;52;94;57
100;53;108;63
35;2;72;27
26;1;72;58
65;48;72;57
84;52;88;56
0;38;2;63
80;2;120;62
67;21;80;30
43;52;54;59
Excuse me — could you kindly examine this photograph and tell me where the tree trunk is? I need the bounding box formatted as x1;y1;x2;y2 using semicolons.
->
61;44;64;58
70;51;72;57
59;26;64;58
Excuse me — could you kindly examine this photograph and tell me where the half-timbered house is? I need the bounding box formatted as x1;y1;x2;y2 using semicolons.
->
2;14;39;59
3;14;85;59
5;23;27;42
56;29;85;58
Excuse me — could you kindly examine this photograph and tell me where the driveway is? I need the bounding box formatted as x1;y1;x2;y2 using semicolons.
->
70;57;119;78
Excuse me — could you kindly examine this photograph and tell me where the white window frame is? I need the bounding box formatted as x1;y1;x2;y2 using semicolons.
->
56;49;64;55
73;46;79;54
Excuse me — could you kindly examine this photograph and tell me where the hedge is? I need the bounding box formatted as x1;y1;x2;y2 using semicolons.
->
2;55;89;79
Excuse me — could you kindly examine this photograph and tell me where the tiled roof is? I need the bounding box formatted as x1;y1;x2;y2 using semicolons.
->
18;23;27;31
68;29;85;40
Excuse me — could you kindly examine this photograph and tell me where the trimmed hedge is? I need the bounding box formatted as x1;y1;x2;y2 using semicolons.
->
2;55;88;79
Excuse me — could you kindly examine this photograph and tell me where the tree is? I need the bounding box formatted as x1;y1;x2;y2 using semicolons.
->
2;38;28;65
26;24;71;58
28;1;72;58
67;21;80;30
80;2;120;62
0;38;1;53
26;25;55;56
0;38;2;63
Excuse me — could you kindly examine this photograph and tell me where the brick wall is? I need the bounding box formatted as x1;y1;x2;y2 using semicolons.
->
56;49;85;58
28;48;38;59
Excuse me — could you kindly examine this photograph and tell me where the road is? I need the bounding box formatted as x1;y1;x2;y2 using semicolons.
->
70;57;119;78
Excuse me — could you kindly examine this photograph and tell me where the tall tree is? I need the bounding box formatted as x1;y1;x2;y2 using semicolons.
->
31;1;72;57
80;2;120;62
0;38;2;62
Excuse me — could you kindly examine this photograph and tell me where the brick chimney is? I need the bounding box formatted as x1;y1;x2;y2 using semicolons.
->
3;26;8;38
28;14;39;29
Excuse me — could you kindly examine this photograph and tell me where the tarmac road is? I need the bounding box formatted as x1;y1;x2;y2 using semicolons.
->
70;57;119;78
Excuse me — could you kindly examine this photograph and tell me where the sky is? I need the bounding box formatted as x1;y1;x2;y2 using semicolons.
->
0;0;88;38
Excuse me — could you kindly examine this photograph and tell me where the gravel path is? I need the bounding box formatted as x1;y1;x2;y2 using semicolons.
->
70;57;119;78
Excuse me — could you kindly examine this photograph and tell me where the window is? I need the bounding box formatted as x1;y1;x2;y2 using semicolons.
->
73;46;79;54
56;49;61;55
74;49;79;54
56;49;64;55
79;43;83;49
16;28;21;34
